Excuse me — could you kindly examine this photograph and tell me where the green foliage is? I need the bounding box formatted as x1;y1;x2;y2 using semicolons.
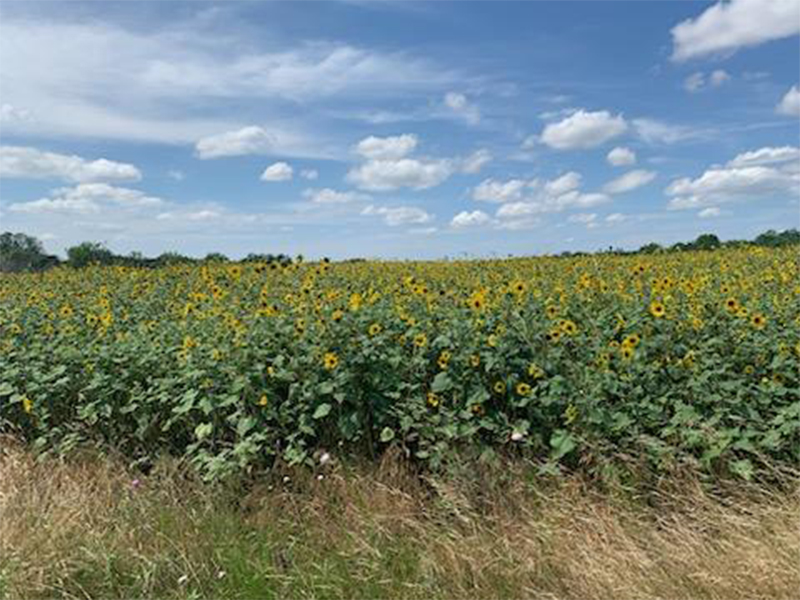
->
0;243;798;481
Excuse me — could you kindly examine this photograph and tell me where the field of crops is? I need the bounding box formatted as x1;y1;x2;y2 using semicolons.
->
1;246;798;480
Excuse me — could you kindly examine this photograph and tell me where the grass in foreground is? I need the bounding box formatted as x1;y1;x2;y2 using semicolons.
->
1;442;798;600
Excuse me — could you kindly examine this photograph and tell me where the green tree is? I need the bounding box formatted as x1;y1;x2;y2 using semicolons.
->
66;241;115;268
0;232;58;272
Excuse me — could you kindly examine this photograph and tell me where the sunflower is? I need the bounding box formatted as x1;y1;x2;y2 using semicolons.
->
323;351;339;370
545;305;558;319
751;313;767;330
22;395;33;414
649;300;666;318
331;309;344;322
470;354;481;368
724;297;739;313
622;333;641;348
516;382;531;396
620;346;635;360
546;328;562;342
493;381;507;394
258;394;268;407
487;334;499;348
527;362;545;379
413;333;428;348
368;323;382;336
426;392;440;407
560;319;578;336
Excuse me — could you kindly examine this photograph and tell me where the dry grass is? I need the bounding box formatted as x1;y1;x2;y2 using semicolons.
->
1;440;798;599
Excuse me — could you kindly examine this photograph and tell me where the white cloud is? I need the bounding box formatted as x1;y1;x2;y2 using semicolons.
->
472;178;528;203
460;149;492;174
260;161;293;182
544;171;581;196
684;72;706;93
0;103;33;124
355;134;418;160
450;210;490;229
671;0;800;61
632;118;700;145
444;92;480;125
167;169;185;181
300;169;319;180
776;85;800;117
698;207;722;218
0;146;141;183
568;212;598;227
540;109;627;150
196;126;274;159
361;204;433;226
709;69;731;87
0;17;458;148
607;147;637;167
347;157;453;191
666;154;799;210
302;188;370;204
8;183;162;214
605;213;626;223
685;70;731;93
603;169;657;194
727;146;800;167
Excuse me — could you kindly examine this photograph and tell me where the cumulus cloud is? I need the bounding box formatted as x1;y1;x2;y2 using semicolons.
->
444;92;480;125
544;171;582;196
540;109;627;150
460;149;492;174
347;157;453;191
567;213;598;228
607;147;636;167
260;161;293;182
361;204;433;226
355;134;418;160
450;210;491;229
726;146;800;167
196;126;274;159
698;207;722;218
347;134;480;191
303;188;370;204
8;183;162;214
632;118;700;145
605;212;626;223
776;85;800;117
684;70;731;92
300;169;319;180
666;150;799;210
671;0;800;61
472;178;529;203
0;146;141;183
602;169;657;194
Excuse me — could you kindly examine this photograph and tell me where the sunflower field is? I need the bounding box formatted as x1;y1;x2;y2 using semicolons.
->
1;246;799;480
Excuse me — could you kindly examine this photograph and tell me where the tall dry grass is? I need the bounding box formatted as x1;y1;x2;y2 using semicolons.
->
1;439;798;599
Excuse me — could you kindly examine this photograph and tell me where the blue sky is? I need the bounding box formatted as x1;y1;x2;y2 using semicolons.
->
0;0;798;259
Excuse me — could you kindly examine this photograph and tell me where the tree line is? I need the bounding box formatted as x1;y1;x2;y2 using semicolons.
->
0;229;798;273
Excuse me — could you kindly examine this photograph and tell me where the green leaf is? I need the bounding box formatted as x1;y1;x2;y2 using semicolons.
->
380;427;395;442
550;429;577;460
730;458;754;481
431;372;453;393
195;423;213;441
0;382;15;396
313;403;332;419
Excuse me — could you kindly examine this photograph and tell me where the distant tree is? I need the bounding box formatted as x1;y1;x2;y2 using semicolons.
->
66;241;115;268
638;242;662;254
693;233;721;250
203;252;229;263
0;232;59;272
156;251;193;266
